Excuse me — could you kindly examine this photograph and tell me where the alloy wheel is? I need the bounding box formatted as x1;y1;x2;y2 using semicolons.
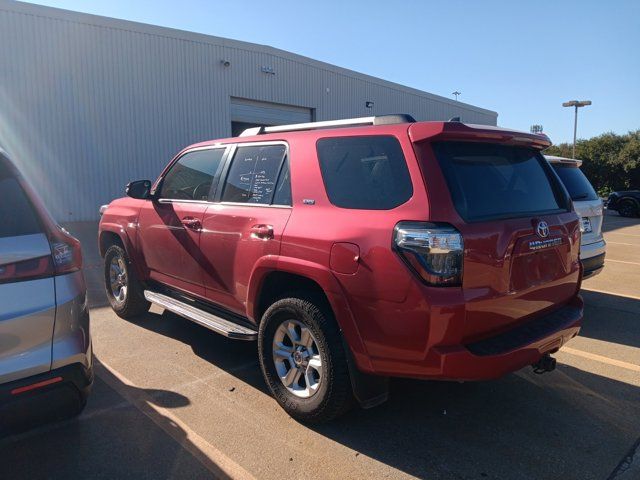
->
272;320;323;398
109;254;128;304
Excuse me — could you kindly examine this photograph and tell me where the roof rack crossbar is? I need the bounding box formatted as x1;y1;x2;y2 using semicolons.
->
238;114;415;137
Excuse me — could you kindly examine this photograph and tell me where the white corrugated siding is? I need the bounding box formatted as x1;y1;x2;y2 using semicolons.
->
0;0;497;221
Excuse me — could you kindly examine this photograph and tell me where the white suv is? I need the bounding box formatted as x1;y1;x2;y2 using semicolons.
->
546;155;606;277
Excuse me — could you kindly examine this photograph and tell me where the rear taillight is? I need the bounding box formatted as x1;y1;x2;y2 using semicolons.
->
0;255;54;284
393;221;463;286
48;226;82;275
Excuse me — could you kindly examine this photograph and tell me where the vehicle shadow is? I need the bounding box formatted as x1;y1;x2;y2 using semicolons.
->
130;309;267;391
0;356;232;479
123;308;639;480
579;289;640;349
309;365;639;480
602;209;640;234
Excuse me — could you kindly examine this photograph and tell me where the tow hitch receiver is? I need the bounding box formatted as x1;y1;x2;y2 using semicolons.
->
532;354;557;374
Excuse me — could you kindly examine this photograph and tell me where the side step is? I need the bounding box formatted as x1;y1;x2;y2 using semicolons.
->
144;290;258;341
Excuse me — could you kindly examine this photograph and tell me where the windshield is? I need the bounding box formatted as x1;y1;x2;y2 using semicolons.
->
552;164;599;201
433;142;570;222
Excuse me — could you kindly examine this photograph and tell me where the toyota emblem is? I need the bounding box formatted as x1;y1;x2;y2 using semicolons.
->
536;221;550;238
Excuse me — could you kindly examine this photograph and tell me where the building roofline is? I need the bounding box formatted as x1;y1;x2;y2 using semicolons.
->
2;0;497;118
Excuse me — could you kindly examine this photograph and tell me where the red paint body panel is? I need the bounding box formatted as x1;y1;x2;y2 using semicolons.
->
199;203;292;316
99;120;583;382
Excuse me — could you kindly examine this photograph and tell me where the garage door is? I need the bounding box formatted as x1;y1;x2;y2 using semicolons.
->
230;98;313;126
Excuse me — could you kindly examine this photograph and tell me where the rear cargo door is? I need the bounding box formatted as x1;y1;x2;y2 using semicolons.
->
430;141;581;340
551;164;603;244
0;175;55;384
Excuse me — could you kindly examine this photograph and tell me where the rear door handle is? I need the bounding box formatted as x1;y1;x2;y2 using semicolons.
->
250;224;274;240
181;216;202;231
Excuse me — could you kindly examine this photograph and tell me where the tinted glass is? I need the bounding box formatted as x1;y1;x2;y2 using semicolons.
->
552;165;598;201
316;136;413;209
272;158;292;206
161;149;225;200
222;145;286;204
433;142;568;222
0;177;42;238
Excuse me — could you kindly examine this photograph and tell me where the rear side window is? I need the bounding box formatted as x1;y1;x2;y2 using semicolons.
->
432;142;569;222
0;177;42;238
316;136;413;209
272;158;292;206
160;148;225;201
221;144;286;204
552;165;598;201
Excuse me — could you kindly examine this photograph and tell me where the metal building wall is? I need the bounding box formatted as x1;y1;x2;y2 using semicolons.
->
0;0;498;221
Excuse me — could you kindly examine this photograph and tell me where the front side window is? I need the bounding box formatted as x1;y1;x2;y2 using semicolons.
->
316;136;413;210
221;144;286;204
160;148;225;201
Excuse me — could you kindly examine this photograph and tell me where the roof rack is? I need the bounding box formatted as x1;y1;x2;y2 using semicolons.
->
238;114;416;137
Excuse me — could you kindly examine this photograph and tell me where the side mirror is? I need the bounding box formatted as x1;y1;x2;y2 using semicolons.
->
126;180;152;199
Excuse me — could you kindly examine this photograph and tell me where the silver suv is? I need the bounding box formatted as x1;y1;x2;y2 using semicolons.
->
546;155;606;277
0;152;92;421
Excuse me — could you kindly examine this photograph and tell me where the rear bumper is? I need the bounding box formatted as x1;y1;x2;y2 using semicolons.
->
440;296;583;380
0;362;93;404
366;295;583;381
581;252;606;279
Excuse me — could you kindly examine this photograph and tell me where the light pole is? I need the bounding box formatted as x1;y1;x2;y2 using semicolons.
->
562;100;591;158
452;91;461;101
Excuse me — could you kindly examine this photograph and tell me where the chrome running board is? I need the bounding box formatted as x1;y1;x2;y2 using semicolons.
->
144;290;257;341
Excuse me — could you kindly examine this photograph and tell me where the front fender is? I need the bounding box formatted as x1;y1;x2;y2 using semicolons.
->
98;201;147;279
246;256;374;373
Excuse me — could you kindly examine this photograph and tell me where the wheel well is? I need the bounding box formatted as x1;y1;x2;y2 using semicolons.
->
255;271;332;323
99;231;124;257
620;197;640;207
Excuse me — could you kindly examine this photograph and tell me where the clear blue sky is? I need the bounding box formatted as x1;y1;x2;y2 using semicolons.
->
27;0;640;144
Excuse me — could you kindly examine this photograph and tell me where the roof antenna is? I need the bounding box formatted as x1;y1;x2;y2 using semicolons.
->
448;116;462;122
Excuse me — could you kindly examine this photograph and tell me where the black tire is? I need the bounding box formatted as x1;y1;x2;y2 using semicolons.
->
104;244;150;319
258;294;352;424
618;200;639;218
67;389;88;418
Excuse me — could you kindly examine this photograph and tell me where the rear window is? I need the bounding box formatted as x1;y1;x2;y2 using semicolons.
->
0;177;42;238
432;142;569;222
552;164;598;201
316;136;413;210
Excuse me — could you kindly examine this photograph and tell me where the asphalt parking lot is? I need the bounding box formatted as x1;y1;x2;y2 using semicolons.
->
1;211;639;480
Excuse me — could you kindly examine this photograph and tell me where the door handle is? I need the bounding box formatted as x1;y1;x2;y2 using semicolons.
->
250;224;274;240
181;216;202;231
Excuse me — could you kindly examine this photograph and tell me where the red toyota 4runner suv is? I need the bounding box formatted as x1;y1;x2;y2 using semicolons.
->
99;115;583;423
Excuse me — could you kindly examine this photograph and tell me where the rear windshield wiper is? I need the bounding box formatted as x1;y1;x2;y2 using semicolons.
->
572;193;590;200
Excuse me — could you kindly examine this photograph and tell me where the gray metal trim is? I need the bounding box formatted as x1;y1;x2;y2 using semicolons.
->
144;290;257;341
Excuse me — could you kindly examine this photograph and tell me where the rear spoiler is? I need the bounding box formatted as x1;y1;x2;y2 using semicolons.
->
408;122;552;150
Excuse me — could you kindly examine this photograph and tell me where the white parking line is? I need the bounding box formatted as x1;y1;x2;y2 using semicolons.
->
606;241;639;246
605;259;640;266
561;347;640;373
605;232;640;238
97;360;256;480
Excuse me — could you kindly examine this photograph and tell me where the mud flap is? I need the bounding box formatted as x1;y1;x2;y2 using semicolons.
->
341;338;389;409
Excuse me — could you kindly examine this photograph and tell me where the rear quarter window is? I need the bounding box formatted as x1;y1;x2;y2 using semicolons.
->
316;136;412;209
0;177;42;238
